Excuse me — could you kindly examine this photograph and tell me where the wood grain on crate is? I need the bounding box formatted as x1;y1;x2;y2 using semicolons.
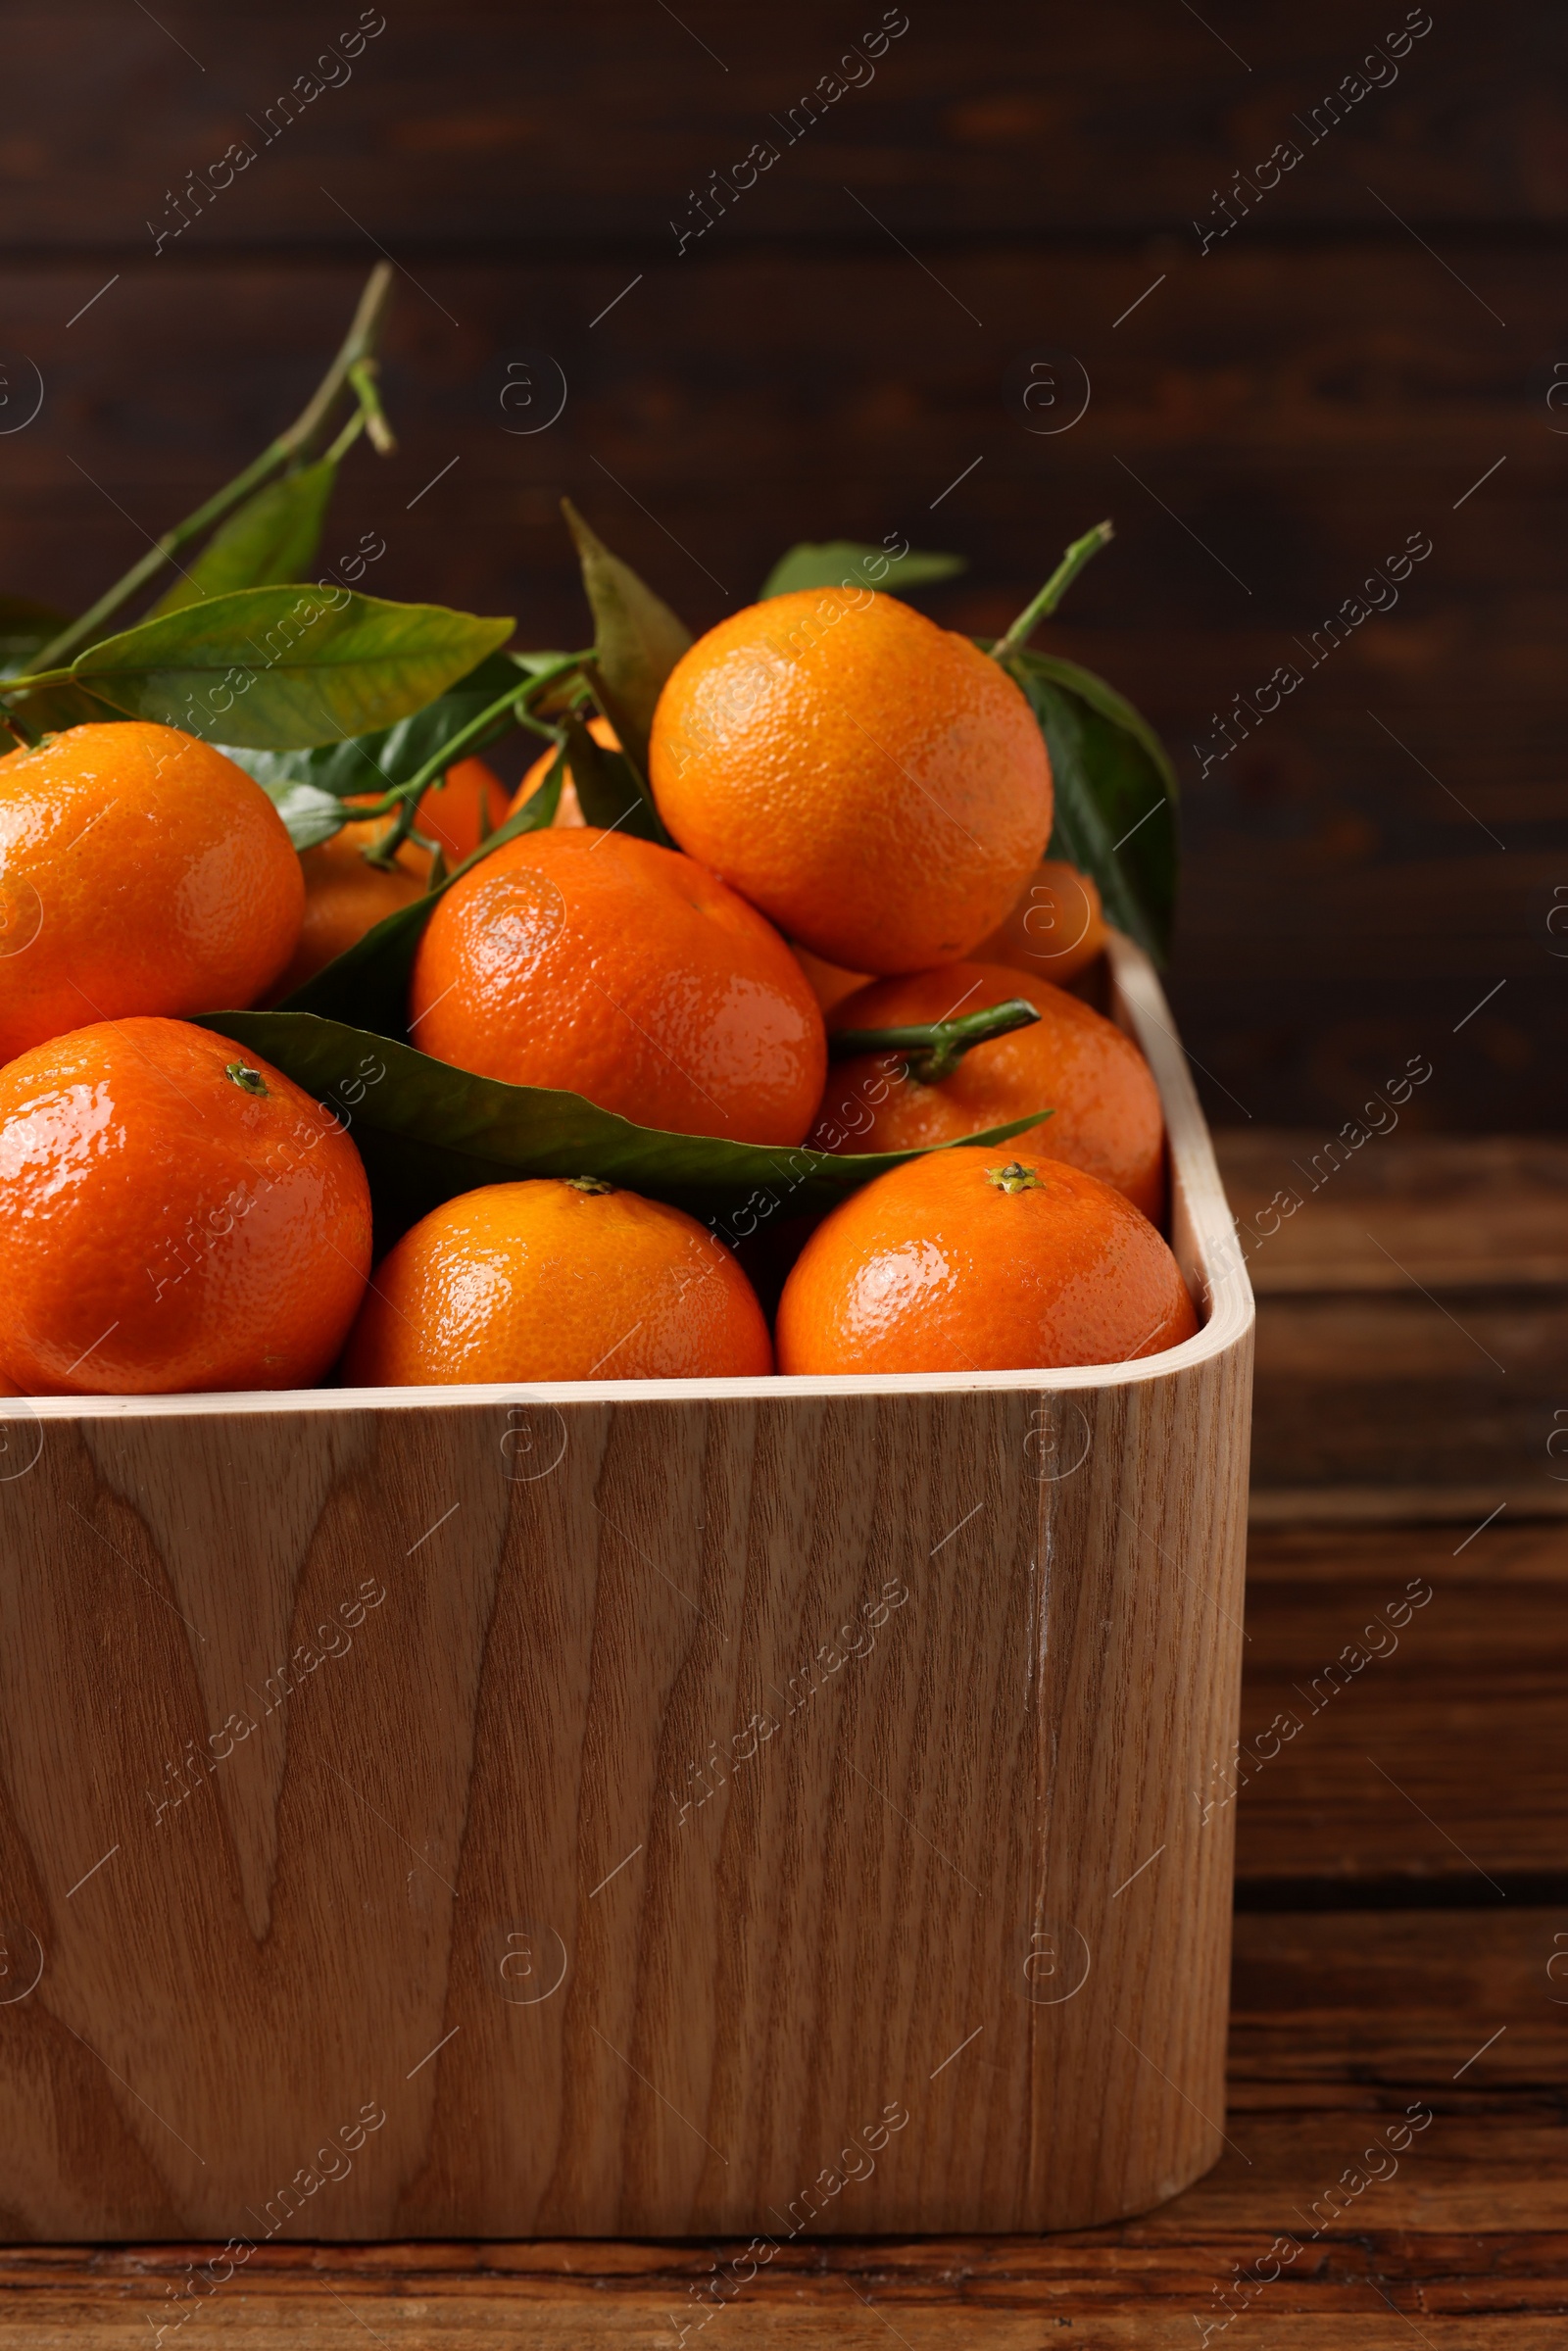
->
0;1904;1561;2343
0;1388;1249;2240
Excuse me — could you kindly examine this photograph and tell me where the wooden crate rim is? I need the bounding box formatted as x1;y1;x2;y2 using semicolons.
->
9;934;1252;1423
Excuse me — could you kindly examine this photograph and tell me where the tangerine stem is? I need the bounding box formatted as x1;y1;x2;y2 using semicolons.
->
829;998;1043;1083
346;357;396;455
990;520;1114;662
323;406;368;467
24;266;395;675
356;650;594;868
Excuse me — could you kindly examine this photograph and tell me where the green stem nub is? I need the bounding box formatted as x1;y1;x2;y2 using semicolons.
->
225;1062;270;1096
987;1160;1045;1194
990;519;1114;662
829;997;1042;1084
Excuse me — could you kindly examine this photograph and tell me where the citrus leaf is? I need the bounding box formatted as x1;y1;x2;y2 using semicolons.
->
559;709;672;845
146;461;339;618
1026;651;1180;794
219;649;550;801
562;499;692;772
999;648;1177;966
760;541;966;599
5;680;124;737
67;587;515;750
262;777;350;852
190;1004;1052;1245
277;759;564;1035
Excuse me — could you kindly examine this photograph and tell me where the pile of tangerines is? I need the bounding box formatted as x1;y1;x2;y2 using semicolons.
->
0;580;1197;1397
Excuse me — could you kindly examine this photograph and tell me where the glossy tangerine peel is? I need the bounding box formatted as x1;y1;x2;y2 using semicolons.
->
0;722;305;1062
776;1149;1198;1376
344;1178;774;1385
0;1016;371;1396
649;589;1054;975
409;826;826;1146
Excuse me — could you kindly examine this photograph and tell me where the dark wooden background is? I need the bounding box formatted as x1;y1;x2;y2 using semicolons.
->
3;0;1563;1130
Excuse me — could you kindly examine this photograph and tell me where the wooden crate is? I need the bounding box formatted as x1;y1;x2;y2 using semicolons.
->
0;936;1252;2243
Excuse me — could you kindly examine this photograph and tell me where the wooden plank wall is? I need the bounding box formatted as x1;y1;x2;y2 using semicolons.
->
1217;1131;1568;1516
2;1;1563;1128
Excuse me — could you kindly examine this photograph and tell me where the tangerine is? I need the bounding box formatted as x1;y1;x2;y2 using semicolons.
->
268;818;424;1001
792;944;871;1014
648;589;1053;974
776;1148;1197;1376
268;757;512;1002
409;826;826;1145
0;1016;370;1395
511;717;612;828
343;1177;772;1385
974;857;1108;984
0;721;303;1061
417;756;510;864
812;961;1166;1219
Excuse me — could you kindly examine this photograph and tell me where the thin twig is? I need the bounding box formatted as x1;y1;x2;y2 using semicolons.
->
991;520;1114;661
25;266;395;673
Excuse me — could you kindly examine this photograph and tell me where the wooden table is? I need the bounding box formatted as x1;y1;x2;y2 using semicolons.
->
3;1135;1564;2344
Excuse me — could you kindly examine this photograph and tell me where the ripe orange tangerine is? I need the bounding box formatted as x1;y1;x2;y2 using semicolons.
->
0;1016;370;1396
648;589;1053;974
268;819;424;1002
511;717;613;828
973;857;1108;984
409;826;826;1145
343;1177;772;1385
418;756;510;864
0;721;303;1061
812;961;1166;1220
267;758;512;1002
776;1149;1198;1377
791;944;871;1014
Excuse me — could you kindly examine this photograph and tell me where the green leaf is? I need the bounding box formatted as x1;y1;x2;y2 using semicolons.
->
218;649;546;801
1027;652;1180;792
67;587;515;750
5;680;125;738
262;777;350;852
146;461;339;618
562;499;692;772
278;759;564;1036
190;1005;1052;1246
1000;649;1178;966
559;709;672;845
760;541;966;599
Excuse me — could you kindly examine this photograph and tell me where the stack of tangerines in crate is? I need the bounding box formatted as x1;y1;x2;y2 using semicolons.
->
0;275;1193;1400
